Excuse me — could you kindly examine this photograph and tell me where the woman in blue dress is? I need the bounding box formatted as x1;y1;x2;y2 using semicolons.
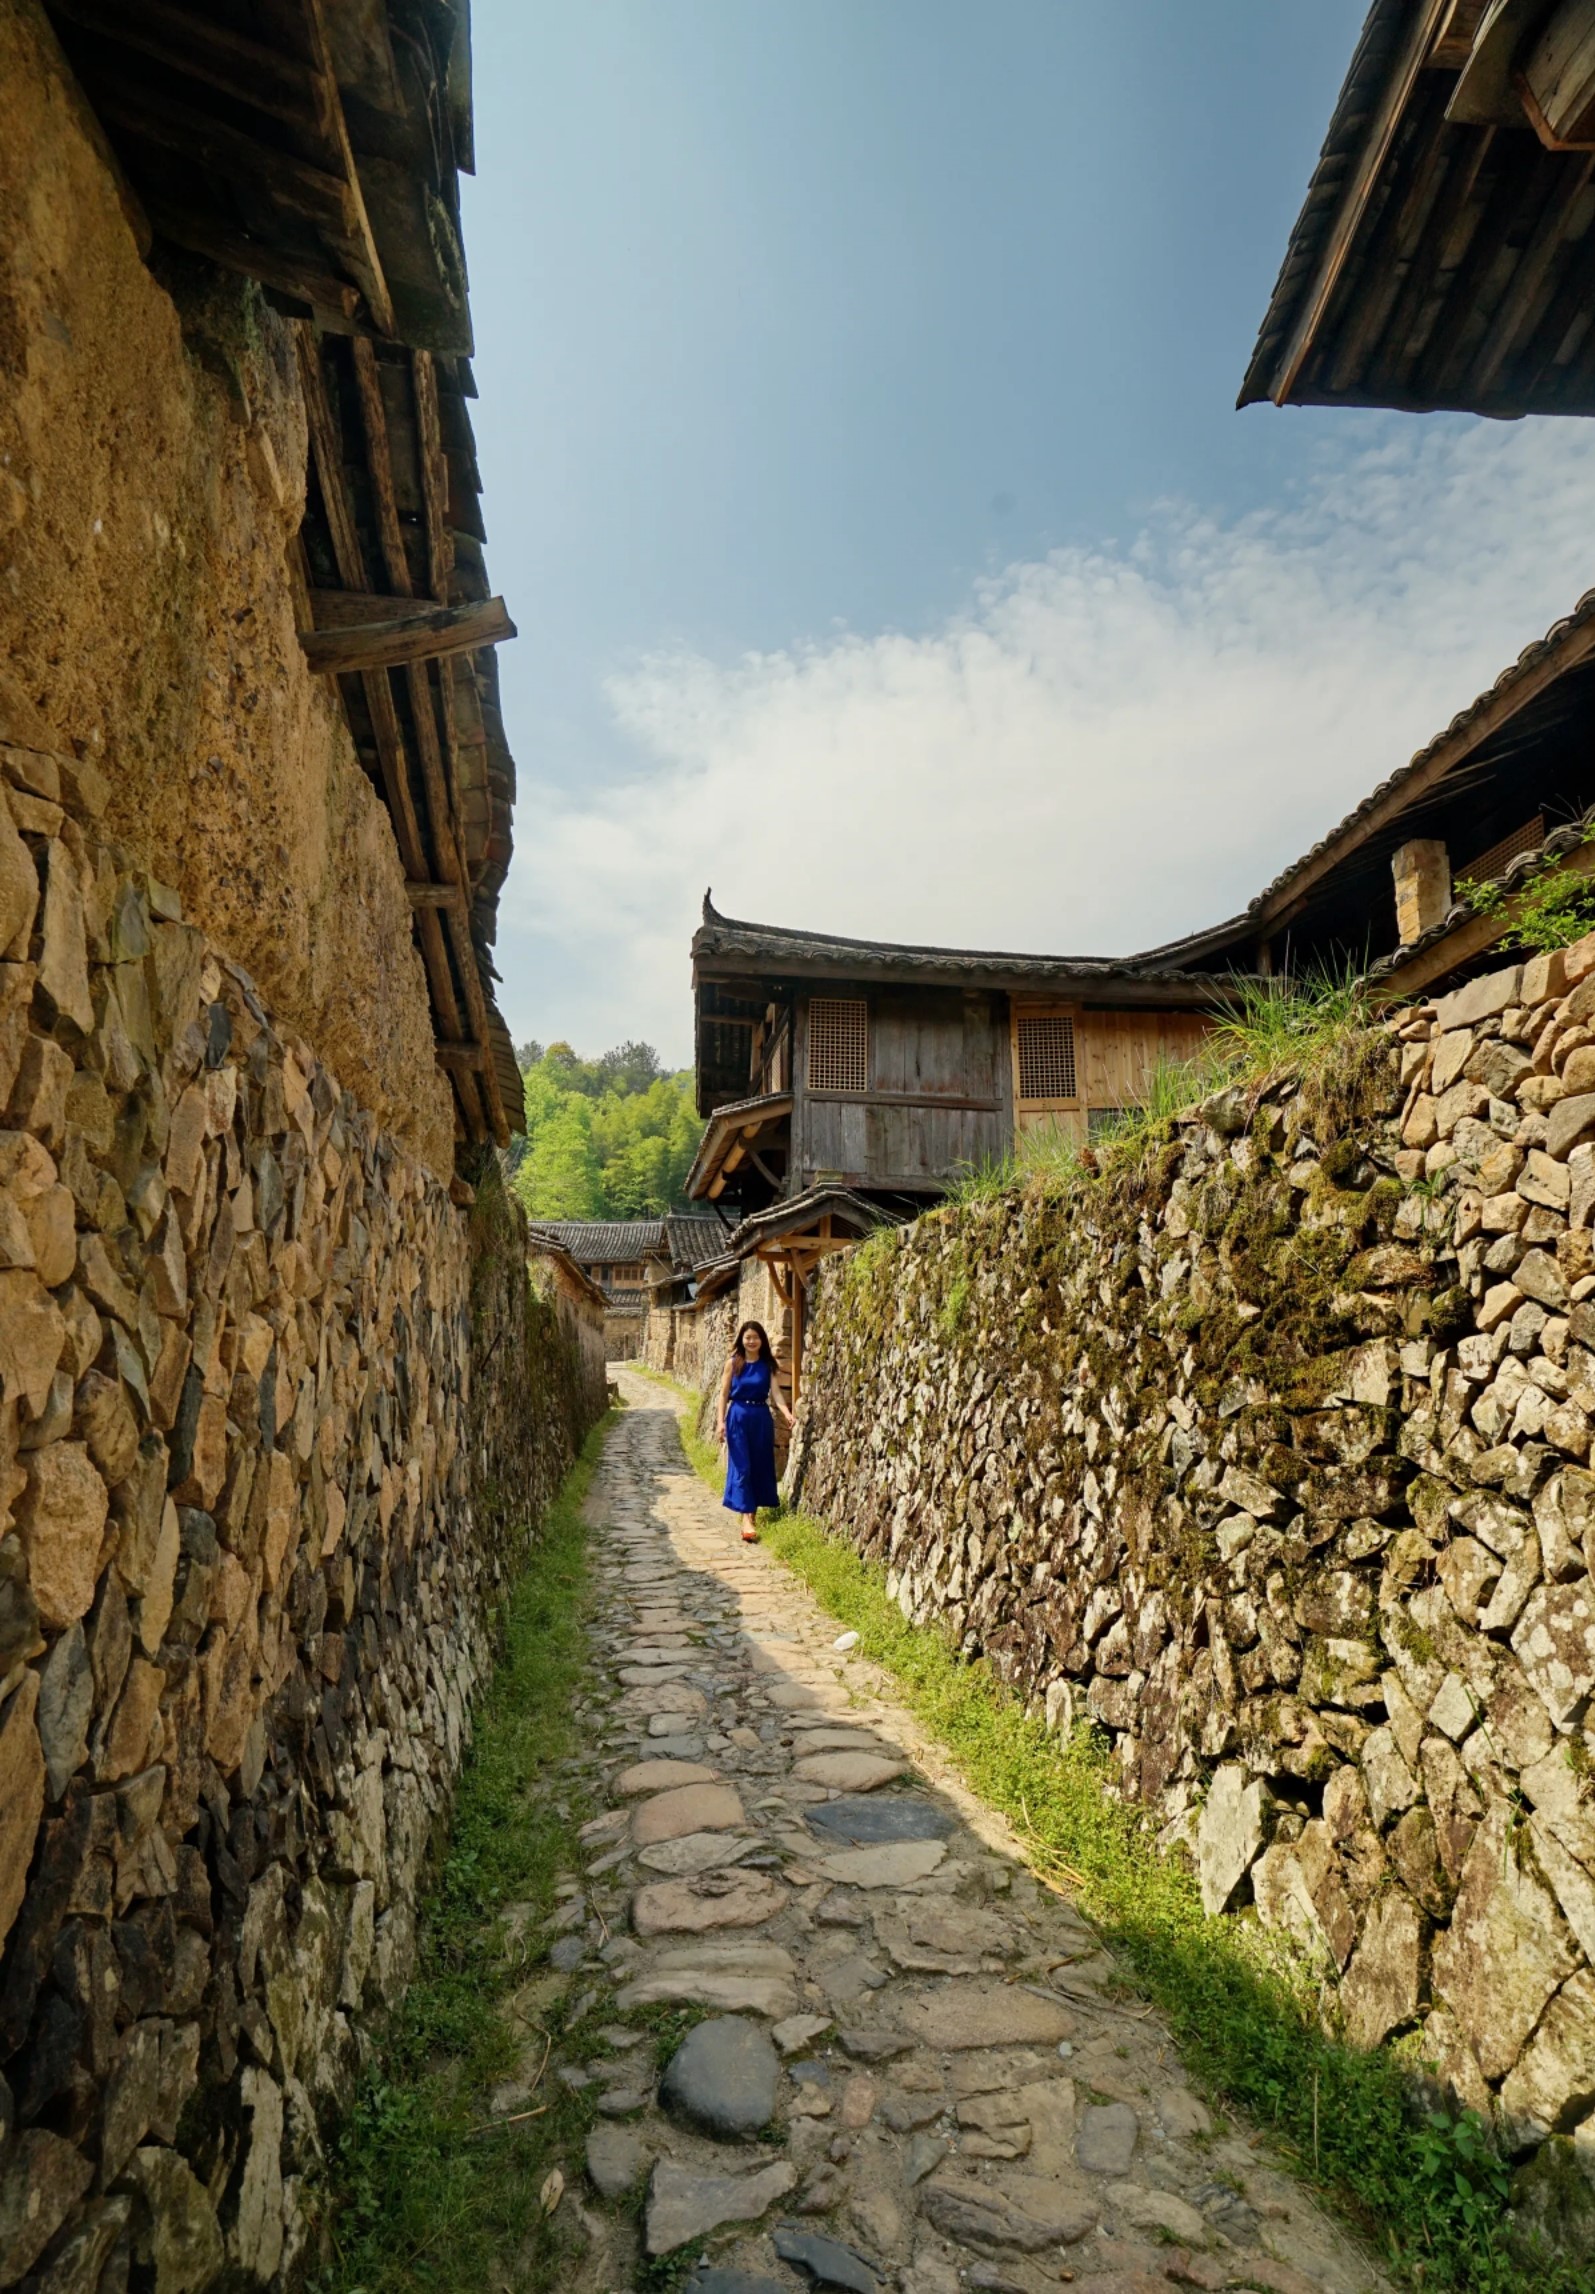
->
715;1321;794;1542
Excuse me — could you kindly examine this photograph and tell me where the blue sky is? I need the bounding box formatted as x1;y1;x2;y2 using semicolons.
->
462;4;1595;1063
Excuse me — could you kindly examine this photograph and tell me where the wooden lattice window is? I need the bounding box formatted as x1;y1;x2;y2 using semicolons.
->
1462;816;1546;884
1016;1013;1077;1103
807;998;869;1094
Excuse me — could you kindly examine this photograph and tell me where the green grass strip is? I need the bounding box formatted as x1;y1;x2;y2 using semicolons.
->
311;1414;616;2294
644;1371;1573;2294
752;1507;1585;2294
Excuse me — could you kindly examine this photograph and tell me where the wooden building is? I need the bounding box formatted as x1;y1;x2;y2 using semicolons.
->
1181;588;1595;1002
689;897;1228;1215
679;898;1245;1394
1238;4;1595;998
1240;0;1595;418
531;1215;729;1358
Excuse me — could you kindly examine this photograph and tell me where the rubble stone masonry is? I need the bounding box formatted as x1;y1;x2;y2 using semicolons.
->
0;738;597;2288
791;936;1595;2188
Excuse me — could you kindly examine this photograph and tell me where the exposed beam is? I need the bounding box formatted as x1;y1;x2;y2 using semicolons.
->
299;596;515;674
89;81;354;228
1367;125;1496;399
1270;0;1456;404
1252;616;1595;931
405;880;464;909
412;352;455;604
301;0;396;335
1469;152;1595;395
147;198;359;321
433;1039;490;1069
86;69;394;336
295;330;367;588
352;337;414;594
345;339;508;1145
48;0;322;134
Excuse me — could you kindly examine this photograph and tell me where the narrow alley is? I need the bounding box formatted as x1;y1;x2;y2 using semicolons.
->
536;1374;1389;2294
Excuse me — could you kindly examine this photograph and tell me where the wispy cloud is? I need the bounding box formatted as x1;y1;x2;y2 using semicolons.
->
499;418;1595;1059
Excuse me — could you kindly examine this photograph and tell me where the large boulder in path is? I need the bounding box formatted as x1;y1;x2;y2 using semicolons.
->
659;2014;780;2137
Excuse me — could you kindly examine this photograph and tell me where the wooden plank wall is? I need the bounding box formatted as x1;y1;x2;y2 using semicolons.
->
1014;1008;1214;1140
794;988;1010;1188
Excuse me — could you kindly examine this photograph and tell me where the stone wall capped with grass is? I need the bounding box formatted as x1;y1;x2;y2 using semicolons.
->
789;936;1595;2198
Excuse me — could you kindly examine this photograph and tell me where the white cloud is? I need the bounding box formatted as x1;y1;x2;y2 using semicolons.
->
499;417;1595;1060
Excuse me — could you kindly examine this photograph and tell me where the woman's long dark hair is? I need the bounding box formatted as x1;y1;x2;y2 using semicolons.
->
733;1320;774;1365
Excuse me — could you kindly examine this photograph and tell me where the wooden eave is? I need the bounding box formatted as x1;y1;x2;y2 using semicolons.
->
684;1093;794;1203
1241;0;1595;416
1240;585;1595;945
45;0;473;351
692;899;1249;1007
45;0;519;1151
293;326;516;1147
526;1240;609;1314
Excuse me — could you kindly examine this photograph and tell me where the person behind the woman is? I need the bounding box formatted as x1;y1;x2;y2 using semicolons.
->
716;1320;793;1542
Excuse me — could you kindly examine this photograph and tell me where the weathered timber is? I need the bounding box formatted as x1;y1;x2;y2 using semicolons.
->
146;199;361;322
299;596;515;674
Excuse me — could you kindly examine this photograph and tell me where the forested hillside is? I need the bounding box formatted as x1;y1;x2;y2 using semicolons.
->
507;1039;705;1218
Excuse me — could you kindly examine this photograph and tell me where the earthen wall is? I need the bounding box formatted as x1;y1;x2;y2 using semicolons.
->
0;1;453;1173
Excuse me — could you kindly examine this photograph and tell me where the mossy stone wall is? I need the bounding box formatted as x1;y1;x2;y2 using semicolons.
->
792;946;1595;2184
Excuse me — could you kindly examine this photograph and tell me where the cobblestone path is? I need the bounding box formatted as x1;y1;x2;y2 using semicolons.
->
546;1372;1389;2294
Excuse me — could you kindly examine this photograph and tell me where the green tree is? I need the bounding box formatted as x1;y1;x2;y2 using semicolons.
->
509;1039;704;1219
517;1095;601;1219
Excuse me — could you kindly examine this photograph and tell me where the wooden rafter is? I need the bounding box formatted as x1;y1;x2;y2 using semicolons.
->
66;0;396;336
298;594;515;674
294;324;505;1143
48;0;322;132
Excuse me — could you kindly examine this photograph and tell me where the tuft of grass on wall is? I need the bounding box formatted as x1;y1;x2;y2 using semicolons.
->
732;1493;1579;2294
310;1415;616;2294
947;973;1381;1210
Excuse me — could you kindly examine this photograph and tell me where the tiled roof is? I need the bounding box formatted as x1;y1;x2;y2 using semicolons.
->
1244;588;1595;926
527;1221;667;1264
664;1212;735;1271
693;896;1246;989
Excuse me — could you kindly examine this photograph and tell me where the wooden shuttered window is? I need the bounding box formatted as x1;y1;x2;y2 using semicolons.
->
807;998;869;1094
1015;1012;1077;1104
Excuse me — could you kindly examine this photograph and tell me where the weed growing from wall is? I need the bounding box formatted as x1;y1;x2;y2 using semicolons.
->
1456;822;1595;954
748;1507;1583;2294
310;1417;616;2294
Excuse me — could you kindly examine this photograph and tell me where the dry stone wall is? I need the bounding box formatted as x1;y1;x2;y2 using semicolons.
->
790;938;1595;2201
0;740;598;2290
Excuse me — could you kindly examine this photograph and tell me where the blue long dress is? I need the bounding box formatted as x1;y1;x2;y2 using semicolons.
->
723;1356;780;1513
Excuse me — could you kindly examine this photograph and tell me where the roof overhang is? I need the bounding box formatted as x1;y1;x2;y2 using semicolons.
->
1243;585;1595;936
1241;0;1595;417
525;1242;608;1313
685;1093;793;1202
41;0;519;1150
692;897;1253;1005
678;1186;903;1302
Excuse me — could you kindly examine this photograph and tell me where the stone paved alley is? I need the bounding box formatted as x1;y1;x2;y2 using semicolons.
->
541;1372;1391;2294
